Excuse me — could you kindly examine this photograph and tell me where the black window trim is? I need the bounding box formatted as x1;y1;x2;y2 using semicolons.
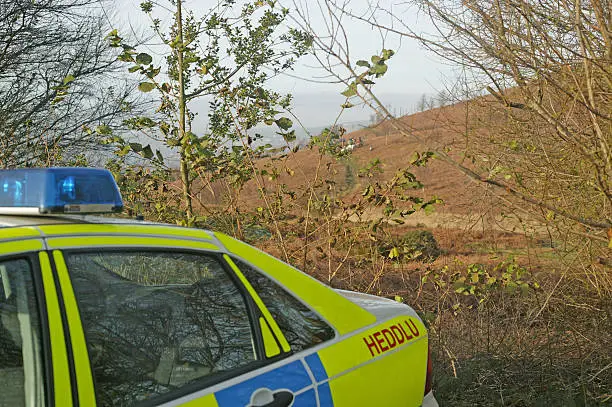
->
58;247;287;407
0;251;55;407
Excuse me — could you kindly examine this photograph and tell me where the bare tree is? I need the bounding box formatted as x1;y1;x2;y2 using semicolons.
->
0;0;140;167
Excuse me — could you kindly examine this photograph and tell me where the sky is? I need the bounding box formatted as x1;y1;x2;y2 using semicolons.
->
113;0;454;130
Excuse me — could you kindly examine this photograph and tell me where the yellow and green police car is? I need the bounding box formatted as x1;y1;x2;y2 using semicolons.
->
0;168;438;407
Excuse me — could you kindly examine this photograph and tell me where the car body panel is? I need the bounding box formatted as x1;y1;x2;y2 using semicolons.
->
46;236;220;252
0;226;42;240
314;314;428;407
171;393;218;406
336;289;421;320
213;359;316;406
38;224;213;241
0;239;43;255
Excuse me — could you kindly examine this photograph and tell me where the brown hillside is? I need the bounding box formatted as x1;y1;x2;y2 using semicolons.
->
192;100;531;233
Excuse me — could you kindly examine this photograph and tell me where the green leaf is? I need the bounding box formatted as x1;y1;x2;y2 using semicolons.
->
136;53;153;65
63;74;75;85
341;83;357;97
95;125;112;135
341;102;354;109
280;130;296;142
275;117;293;131
423;202;436;215
356;60;370;67
155;150;164;163
146;67;160;79
128;65;141;73
138;82;155;92
370;63;388;77
129;143;143;152
117;145;130;157
382;49;395;59
389;247;400;259
140;1;153;12
142;145;154;159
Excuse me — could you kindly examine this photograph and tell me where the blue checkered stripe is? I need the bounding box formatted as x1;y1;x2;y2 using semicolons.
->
305;353;334;406
215;360;317;406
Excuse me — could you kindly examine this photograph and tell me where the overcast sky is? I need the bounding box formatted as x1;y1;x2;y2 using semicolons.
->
113;0;454;128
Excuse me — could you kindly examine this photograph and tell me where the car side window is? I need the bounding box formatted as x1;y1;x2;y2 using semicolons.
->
232;258;335;352
0;258;45;407
64;251;257;406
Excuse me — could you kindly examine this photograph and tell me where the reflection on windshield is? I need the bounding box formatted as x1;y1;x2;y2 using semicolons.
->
65;251;256;406
234;258;335;352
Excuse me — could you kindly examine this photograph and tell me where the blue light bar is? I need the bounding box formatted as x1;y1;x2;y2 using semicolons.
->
0;168;123;215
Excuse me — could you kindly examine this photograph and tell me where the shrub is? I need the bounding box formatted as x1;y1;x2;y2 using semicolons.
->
401;229;441;262
382;229;442;262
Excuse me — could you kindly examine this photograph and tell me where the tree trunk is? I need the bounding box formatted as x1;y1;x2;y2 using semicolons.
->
175;0;193;221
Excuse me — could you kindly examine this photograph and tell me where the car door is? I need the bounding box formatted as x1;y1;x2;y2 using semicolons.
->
0;236;67;407
50;242;316;407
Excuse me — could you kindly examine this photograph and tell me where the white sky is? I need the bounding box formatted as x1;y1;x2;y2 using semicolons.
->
113;0;454;128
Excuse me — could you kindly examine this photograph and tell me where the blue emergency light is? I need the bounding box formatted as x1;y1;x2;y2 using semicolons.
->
0;168;123;214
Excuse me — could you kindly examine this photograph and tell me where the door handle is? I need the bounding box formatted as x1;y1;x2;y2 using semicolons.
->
248;388;294;407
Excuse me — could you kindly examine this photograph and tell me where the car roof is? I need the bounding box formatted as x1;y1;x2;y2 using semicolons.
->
0;215;160;228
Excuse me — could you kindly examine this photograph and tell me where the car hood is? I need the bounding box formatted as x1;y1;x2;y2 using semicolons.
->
334;289;421;322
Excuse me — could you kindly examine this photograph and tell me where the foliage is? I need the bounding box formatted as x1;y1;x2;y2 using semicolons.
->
309;126;348;157
105;160;185;224
293;0;611;256
107;0;311;222
342;49;395;97
451;259;540;302
416;256;541;316
400;230;441;262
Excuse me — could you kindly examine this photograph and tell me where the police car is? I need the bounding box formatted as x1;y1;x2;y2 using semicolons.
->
0;168;438;407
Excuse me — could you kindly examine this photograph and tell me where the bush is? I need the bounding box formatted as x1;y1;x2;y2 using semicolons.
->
401;230;441;262
381;229;441;262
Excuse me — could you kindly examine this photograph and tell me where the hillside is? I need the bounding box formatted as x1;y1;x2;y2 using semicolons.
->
194;101;526;234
